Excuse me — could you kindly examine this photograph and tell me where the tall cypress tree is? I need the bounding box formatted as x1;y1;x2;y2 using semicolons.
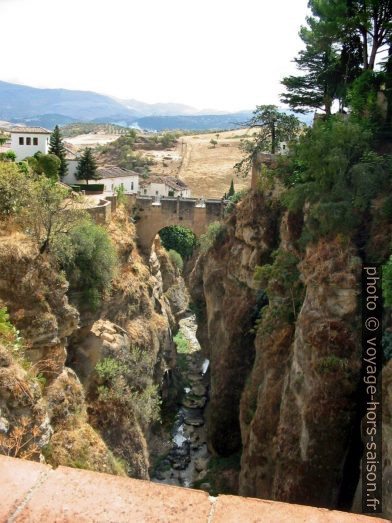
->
49;125;68;178
75;148;99;185
228;179;235;198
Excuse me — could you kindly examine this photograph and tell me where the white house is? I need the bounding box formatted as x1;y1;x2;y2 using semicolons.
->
140;175;190;198
62;148;80;184
10;127;51;161
95;166;139;193
64;165;139;194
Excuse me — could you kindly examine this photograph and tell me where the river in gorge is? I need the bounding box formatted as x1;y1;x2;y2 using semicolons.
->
152;313;211;488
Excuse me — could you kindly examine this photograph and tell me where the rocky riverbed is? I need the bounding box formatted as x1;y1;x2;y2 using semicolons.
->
152;314;210;488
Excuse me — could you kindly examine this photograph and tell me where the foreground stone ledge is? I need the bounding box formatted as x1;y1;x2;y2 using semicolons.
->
0;456;388;522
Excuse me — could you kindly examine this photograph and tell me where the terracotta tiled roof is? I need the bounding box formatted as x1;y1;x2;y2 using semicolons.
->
140;175;188;191
10;126;51;134
96;165;139;179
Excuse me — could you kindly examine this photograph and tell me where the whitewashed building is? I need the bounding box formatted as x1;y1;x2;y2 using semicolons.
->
64;165;139;194
10;127;51;161
140;175;190;198
62;148;80;183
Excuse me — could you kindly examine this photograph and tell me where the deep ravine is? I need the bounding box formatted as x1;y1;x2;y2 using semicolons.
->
152;313;210;488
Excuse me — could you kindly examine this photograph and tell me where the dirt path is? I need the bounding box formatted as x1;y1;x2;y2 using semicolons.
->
176;130;251;198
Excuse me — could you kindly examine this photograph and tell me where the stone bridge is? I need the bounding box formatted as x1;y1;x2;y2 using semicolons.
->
133;196;226;251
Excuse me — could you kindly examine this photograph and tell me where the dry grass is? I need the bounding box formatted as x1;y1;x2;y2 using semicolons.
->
138;129;253;198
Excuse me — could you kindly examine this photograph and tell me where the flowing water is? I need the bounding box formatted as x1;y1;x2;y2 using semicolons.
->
153;313;210;487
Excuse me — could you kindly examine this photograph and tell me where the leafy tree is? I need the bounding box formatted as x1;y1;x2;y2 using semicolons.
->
49;125;68;178
0;162;30;216
281;0;392;115
21;177;87;254
0;134;8;146
159;226;197;259
76;148;99;184
59;222;118;309
26;152;61;180
235;105;301;174
210;138;218;148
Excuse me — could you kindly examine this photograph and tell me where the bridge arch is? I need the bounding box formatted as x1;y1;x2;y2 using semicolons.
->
134;196;226;252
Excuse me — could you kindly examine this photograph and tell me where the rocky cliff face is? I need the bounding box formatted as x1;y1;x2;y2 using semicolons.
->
190;192;279;456
0;210;188;478
190;191;367;510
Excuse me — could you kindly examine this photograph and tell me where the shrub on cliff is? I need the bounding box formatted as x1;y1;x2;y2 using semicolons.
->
58;222;118;310
279;116;392;242
21;177;88;254
95;350;161;425
199;222;226;252
168;249;183;271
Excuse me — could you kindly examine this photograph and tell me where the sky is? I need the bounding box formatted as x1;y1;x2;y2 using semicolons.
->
0;0;309;112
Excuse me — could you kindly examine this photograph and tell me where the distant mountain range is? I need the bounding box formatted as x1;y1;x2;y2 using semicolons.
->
0;80;311;131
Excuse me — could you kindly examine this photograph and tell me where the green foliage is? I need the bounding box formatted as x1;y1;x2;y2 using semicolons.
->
114;183;126;204
21;177;88;254
281;0;392;114
0;307;22;355
224;189;248;215
76;148;99;184
235;105;301;175
0;162;30;216
49;125;68;178
0;150;16;162
199;222;227;252
159;226;197;259
317;355;349;374
96;357;126;382
95;350;161;425
254;249;304;321
159;132;177;148
26;152;61;180
168;249;183;271
227;179;235;198
173;331;189;354
279;115;392;242
210;138;218;148
59;222;118;309
98;135;154;174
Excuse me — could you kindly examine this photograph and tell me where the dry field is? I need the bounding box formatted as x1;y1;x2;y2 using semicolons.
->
177;130;252;198
65;133;120;147
142;129;253;198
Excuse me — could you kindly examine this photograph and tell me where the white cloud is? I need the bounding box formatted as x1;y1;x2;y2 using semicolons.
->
2;0;308;111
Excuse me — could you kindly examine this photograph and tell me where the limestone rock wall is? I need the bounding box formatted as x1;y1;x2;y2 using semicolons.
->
190;191;370;511
0;210;188;479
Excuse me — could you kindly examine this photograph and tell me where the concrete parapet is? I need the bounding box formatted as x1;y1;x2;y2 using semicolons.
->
0;455;388;523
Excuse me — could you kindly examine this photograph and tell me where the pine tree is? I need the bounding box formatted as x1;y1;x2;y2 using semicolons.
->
75;148;99;185
49;125;68;178
228;179;235;198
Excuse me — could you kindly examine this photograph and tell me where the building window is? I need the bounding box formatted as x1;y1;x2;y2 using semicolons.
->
144;189;147;194
19;137;24;145
26;137;31;145
33;137;38;145
155;190;159;196
131;182;134;191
